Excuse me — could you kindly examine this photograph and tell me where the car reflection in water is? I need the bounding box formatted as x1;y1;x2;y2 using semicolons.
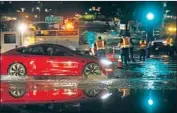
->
1;80;176;113
0;81;106;104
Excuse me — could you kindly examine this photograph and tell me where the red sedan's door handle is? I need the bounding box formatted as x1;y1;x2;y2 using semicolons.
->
50;57;55;60
23;55;29;58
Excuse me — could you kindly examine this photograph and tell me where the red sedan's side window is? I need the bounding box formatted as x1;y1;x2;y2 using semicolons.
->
45;46;72;56
54;47;72;56
27;46;45;55
17;46;45;55
46;47;54;56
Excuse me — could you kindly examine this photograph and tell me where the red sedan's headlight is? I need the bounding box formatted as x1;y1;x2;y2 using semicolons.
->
105;68;113;72
100;59;113;66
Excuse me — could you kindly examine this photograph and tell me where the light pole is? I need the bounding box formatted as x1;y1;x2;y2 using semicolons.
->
146;12;154;41
162;10;170;28
36;7;41;20
18;23;27;46
146;12;154;58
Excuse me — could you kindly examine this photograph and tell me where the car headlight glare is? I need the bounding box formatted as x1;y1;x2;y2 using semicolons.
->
101;59;112;65
163;41;167;45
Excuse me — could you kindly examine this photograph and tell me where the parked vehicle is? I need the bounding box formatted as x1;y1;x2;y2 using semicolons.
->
149;39;169;55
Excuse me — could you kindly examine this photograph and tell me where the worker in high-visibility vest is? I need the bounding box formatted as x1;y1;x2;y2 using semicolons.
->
96;36;106;58
118;35;130;66
129;38;136;62
139;39;147;62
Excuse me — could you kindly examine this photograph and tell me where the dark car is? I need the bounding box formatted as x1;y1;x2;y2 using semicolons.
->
149;39;169;55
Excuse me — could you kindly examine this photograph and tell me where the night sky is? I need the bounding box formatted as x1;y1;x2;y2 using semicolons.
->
0;1;176;26
0;1;176;15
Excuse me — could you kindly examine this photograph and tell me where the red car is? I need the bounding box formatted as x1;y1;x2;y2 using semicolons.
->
0;44;114;79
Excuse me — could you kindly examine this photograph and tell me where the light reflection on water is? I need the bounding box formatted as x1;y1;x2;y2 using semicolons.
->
135;59;176;77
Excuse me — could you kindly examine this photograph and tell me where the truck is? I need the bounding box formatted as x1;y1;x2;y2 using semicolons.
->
0;29;80;53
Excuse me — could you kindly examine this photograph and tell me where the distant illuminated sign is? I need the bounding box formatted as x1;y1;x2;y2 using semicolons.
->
83;14;96;20
45;16;63;24
120;24;126;30
57;30;78;36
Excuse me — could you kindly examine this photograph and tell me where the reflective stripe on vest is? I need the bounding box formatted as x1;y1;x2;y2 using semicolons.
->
96;40;105;50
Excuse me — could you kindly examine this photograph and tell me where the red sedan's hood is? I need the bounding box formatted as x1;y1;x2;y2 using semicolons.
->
1;82;84;104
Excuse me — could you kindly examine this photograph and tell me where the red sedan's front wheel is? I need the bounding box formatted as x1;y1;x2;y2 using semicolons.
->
8;63;27;77
83;87;101;97
83;63;102;79
8;83;26;98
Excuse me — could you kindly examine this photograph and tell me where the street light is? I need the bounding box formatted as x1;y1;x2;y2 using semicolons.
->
36;7;40;10
168;27;176;33
146;12;154;20
18;23;27;32
168;27;173;32
45;8;49;12
18;23;27;46
21;8;25;12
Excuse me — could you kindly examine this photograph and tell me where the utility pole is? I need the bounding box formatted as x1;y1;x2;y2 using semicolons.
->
162;2;167;29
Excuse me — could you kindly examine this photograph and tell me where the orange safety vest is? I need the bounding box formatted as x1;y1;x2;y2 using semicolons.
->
140;40;146;48
96;40;105;50
120;37;130;48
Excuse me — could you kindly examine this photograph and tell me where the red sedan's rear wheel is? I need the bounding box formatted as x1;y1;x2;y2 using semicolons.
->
8;63;27;77
83;63;102;79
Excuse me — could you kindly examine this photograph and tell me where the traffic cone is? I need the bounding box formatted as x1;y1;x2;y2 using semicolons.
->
117;56;123;68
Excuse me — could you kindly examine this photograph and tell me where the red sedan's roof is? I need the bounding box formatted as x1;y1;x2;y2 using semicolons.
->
2;48;21;55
